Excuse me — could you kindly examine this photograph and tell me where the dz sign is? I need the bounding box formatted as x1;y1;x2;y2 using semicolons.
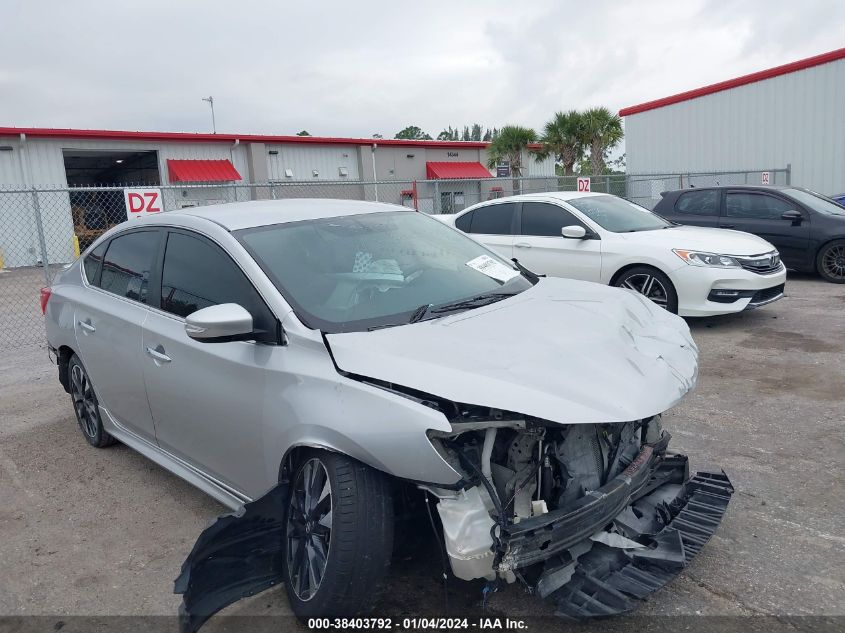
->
577;177;591;192
124;188;163;219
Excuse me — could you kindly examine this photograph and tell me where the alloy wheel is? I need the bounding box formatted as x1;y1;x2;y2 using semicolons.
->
286;458;333;601
619;273;669;309
821;244;845;280
70;363;99;438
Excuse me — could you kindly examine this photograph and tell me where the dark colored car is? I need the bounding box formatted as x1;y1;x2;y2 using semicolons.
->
654;186;845;283
833;193;845;205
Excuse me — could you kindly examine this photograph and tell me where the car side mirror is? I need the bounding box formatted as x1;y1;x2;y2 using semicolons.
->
561;225;587;239
781;210;803;222
185;303;255;343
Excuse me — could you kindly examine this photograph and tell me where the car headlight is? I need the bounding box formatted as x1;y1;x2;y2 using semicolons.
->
672;249;741;268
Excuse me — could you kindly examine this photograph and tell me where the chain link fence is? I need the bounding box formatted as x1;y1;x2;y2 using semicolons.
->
0;167;790;350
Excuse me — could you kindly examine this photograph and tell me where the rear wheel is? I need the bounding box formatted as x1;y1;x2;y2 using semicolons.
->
283;450;393;619
613;266;679;313
68;354;116;448
817;240;845;283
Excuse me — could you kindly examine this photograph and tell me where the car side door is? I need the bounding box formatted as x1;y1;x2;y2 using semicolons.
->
74;229;162;443
663;189;721;227
457;202;517;261
141;229;281;497
722;190;811;267
513;201;602;282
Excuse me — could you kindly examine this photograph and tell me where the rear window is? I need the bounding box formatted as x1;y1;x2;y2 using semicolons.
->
99;230;160;303
468;203;516;235
455;210;473;232
82;241;107;285
675;190;719;215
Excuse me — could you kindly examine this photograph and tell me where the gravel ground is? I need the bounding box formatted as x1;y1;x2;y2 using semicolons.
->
0;272;843;630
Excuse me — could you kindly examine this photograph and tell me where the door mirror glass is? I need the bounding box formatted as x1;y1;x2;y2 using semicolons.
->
185;303;254;342
781;210;803;221
561;225;587;239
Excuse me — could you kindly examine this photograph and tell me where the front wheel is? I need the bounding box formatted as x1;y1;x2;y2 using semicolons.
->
817;240;845;283
283;450;393;619
613;266;679;313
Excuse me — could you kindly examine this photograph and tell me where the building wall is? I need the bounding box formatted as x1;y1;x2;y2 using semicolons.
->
624;57;845;194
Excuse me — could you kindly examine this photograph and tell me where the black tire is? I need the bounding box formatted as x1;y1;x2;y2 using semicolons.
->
816;239;845;283
67;354;116;448
283;450;393;620
613;266;679;314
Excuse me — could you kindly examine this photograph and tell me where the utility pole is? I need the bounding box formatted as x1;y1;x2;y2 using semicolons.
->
202;96;216;134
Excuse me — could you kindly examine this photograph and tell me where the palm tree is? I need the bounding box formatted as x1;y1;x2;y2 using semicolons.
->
536;110;585;176
486;125;537;194
581;107;624;176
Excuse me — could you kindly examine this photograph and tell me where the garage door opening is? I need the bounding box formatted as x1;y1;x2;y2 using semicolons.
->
62;149;161;250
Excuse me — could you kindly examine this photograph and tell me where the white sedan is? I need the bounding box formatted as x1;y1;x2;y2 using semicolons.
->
439;191;786;316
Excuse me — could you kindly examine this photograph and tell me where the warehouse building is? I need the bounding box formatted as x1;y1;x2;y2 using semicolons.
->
0;127;553;267
621;47;845;195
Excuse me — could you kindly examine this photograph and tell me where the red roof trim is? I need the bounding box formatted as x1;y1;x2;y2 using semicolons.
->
0;126;498;149
426;161;493;179
167;159;242;183
619;47;845;116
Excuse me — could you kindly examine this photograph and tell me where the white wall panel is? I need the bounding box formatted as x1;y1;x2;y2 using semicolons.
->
624;58;845;194
266;144;360;182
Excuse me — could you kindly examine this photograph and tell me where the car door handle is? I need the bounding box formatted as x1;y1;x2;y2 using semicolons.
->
145;346;172;363
514;242;532;248
78;320;96;333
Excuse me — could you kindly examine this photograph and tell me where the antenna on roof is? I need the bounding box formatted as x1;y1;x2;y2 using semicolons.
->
202;96;216;134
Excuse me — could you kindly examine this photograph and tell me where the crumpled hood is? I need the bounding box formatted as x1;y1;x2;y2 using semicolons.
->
625;225;776;255
325;278;698;425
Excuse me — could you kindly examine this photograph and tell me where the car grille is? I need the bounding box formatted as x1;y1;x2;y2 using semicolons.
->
736;251;783;275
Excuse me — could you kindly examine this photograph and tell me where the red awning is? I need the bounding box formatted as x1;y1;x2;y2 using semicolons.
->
167;159;242;183
426;161;493;179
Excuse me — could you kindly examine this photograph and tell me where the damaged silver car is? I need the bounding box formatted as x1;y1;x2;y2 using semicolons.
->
42;199;733;632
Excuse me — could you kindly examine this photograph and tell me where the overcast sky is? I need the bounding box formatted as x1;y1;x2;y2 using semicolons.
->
1;0;843;140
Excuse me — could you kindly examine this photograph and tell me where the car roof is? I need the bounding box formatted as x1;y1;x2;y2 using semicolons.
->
461;190;610;212
139;198;408;231
666;185;791;194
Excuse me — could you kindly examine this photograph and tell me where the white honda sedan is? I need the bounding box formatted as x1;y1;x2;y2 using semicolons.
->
440;191;787;316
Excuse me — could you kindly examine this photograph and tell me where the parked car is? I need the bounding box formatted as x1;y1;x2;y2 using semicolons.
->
43;199;733;630
441;192;786;316
654;186;845;283
831;193;845;205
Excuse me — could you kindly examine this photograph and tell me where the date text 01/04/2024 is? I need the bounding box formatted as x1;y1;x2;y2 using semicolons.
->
307;618;529;630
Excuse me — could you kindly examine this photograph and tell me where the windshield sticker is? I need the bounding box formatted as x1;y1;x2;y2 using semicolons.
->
465;255;520;283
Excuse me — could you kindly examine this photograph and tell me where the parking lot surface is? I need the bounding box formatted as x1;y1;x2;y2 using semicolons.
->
1;273;843;629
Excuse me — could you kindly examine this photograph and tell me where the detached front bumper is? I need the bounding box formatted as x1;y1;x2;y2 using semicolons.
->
495;446;733;617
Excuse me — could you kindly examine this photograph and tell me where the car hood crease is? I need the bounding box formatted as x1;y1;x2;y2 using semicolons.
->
325;278;698;425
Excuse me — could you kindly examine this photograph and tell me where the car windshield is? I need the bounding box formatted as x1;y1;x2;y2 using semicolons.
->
783;188;845;216
236;210;532;333
567;194;672;232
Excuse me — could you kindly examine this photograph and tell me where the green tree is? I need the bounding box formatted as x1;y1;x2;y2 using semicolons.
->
470;123;483;141
581;107;624;176
437;126;459;141
395;125;432;140
536;110;585;176
485;125;537;194
296;130;311;136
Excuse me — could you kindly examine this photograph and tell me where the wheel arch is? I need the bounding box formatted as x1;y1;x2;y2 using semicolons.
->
609;261;673;287
57;345;76;393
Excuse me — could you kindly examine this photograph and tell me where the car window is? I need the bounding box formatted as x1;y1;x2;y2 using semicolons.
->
675;190;719;215
83;241;108;285
521;202;584;237
99;230;160;303
159;232;274;333
455;210;473;232
567;195;671;232
782;188;845;216
469;203;516;235
237;211;532;333
725;193;793;219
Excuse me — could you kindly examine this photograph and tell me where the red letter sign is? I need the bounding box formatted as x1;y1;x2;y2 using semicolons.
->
123;188;164;219
577;177;591;192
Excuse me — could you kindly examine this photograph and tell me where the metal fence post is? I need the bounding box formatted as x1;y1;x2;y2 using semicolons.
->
433;180;440;214
30;187;51;284
785;164;791;186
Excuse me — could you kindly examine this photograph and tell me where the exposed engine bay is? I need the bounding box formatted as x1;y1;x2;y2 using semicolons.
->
422;406;733;616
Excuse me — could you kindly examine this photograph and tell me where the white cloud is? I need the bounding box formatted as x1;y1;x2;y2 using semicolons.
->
0;0;843;138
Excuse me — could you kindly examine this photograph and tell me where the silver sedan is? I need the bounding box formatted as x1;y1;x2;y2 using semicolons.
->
43;199;733;630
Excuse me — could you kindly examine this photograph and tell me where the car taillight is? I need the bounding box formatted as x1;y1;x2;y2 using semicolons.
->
40;287;52;315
